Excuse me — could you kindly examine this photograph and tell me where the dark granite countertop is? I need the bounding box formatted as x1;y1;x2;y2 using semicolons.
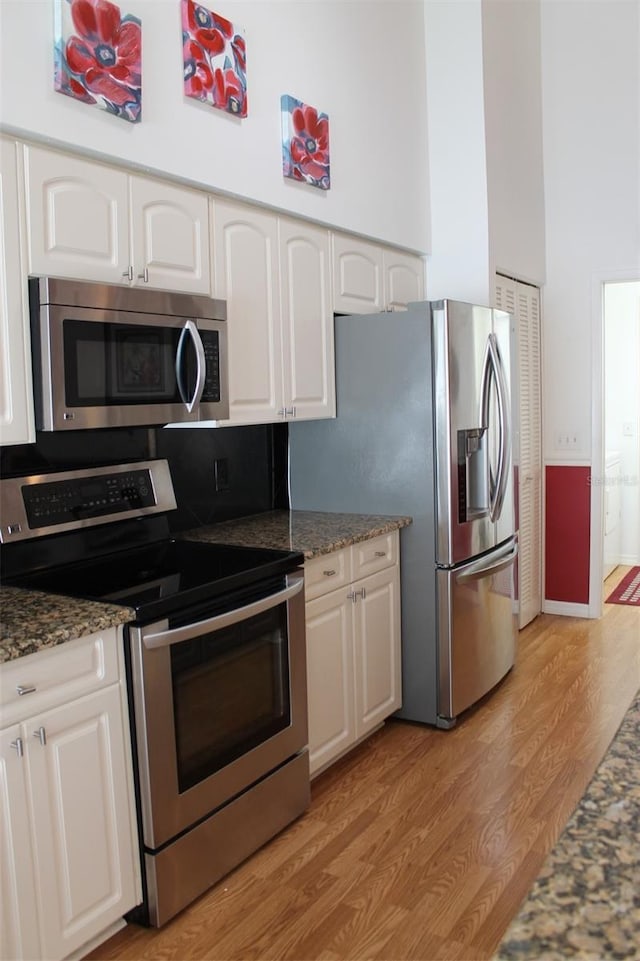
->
495;689;640;960
0;511;411;664
0;586;135;664
181;509;412;559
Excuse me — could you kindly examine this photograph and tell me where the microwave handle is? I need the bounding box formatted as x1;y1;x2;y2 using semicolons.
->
141;574;305;649
175;320;206;413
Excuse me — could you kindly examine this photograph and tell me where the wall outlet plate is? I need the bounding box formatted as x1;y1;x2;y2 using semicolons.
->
214;458;229;491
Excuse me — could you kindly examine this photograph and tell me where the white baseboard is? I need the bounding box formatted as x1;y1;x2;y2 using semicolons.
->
542;600;592;618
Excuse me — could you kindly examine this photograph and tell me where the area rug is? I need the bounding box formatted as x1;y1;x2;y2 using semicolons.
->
606;566;640;606
494;689;640;959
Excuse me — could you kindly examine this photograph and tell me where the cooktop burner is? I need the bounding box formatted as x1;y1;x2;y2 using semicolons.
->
0;460;304;623
10;538;304;623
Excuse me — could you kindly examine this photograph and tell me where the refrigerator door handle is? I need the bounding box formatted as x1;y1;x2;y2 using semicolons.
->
480;334;511;522
456;540;518;584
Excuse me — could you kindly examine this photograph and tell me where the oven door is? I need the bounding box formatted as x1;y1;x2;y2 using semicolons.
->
128;571;307;850
35;304;227;430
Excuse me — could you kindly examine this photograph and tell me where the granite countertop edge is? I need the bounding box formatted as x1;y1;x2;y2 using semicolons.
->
1;510;412;663
180;509;413;559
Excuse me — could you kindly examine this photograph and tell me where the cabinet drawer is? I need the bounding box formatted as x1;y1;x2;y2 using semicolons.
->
305;548;352;601
0;628;119;726
352;532;398;580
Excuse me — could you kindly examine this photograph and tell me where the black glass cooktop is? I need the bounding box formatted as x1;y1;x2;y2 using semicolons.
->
9;539;304;623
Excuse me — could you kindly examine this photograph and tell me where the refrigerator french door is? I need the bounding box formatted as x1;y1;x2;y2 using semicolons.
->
290;299;519;727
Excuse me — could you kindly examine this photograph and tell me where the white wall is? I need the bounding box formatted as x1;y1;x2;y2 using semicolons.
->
424;0;491;303
0;0;430;252
423;0;545;305
482;0;545;286
540;0;640;466
604;281;640;565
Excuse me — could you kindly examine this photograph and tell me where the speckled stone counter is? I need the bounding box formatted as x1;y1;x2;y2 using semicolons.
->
0;586;135;664
181;509;412;559
495;689;640;960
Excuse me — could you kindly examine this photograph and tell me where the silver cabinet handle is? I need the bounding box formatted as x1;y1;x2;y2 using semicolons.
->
10;738;24;758
16;684;36;696
137;267;150;283
347;588;366;603
277;408;286;417
143;574;304;649
374;551;386;557
32;727;47;746
323;569;336;577
285;406;296;417
122;265;134;281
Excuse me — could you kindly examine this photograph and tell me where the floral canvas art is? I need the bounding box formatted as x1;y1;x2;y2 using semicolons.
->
54;0;142;123
182;0;247;117
281;95;330;190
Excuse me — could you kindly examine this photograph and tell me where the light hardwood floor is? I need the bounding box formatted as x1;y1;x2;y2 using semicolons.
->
89;568;640;961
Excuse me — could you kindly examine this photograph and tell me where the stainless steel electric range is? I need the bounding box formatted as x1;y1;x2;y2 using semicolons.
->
0;459;310;927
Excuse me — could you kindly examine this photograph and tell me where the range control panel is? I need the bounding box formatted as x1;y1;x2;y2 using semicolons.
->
23;469;155;528
0;459;176;543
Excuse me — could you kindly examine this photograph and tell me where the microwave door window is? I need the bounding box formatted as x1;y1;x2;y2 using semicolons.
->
63;319;183;406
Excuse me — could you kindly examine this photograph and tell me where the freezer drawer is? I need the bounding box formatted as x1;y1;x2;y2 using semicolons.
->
437;539;517;722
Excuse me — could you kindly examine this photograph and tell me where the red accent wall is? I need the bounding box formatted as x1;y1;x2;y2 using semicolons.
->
545;465;591;604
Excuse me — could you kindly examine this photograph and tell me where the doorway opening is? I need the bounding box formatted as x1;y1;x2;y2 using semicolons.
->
602;281;640;596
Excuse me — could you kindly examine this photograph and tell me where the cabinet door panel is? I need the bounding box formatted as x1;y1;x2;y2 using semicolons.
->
279;219;335;420
0;725;41;961
384;250;424;311
305;591;354;776
214;201;282;424
27;686;139;960
332;234;384;314
354;567;401;738
25;146;129;283
0;138;35;446
130;177;210;293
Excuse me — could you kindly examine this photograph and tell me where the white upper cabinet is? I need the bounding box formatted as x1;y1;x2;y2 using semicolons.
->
383;248;425;311
24;145;211;294
213;200;335;425
0;138;35;446
129;176;211;293
24;145;129;283
332;232;424;314
213;199;283;424
332;233;384;313
278;217;335;421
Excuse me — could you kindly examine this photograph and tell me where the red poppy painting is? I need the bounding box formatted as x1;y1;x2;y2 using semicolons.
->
281;95;330;190
181;0;247;117
54;0;142;123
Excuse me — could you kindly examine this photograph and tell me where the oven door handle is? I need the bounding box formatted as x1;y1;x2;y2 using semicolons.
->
141;573;305;649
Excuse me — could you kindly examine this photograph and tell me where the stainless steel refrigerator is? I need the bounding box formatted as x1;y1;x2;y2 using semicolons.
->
289;300;518;727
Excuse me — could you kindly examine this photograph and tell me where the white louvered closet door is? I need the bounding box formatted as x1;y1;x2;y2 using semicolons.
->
495;275;542;629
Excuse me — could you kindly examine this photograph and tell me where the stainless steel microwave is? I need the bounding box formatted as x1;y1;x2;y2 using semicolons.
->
29;276;229;431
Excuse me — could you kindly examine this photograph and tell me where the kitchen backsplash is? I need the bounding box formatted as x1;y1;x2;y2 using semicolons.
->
0;424;290;532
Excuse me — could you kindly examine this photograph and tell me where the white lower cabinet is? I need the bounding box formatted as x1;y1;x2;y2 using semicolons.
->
0;629;141;961
304;532;402;776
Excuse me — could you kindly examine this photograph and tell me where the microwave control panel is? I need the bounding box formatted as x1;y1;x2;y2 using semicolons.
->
200;330;221;402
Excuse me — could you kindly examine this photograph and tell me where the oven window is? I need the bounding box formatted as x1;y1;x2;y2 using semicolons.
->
170;605;291;793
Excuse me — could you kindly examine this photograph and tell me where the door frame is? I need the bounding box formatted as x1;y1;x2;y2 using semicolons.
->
589;268;640;618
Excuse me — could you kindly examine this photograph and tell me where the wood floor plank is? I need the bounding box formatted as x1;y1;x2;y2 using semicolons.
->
87;568;639;961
